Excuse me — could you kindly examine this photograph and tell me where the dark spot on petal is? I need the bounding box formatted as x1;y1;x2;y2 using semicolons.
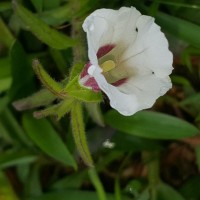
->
135;27;138;32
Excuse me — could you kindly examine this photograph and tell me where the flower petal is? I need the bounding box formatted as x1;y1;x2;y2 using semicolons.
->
118;73;172;108
82;7;173;116
82;7;142;63
88;65;140;116
120;15;173;78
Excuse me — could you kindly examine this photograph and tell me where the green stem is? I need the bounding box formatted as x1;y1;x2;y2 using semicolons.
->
71;101;93;166
88;168;107;200
143;151;160;200
114;152;132;200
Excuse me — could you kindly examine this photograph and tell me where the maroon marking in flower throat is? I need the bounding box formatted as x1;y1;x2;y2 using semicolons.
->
80;44;126;91
80;62;92;78
97;44;115;59
111;78;127;87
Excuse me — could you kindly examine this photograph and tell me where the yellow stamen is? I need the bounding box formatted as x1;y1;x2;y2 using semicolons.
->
100;60;116;72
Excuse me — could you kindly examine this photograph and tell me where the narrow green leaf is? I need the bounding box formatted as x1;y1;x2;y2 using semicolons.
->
22;113;77;169
112;131;161;151
23;164;42;197
155;1;200;9
179;93;200;116
71;101;93;166
37;3;74;26
156;11;200;48
0;57;11;79
195;146;200;171
157;182;185;200
12;89;56;111
26;190;117;200
0;171;19;200
171;75;192;87
179;175;200;200
0;77;12;92
0;17;14;48
88;168;107;200
105;110;199;139
0;2;12;12
0;95;9;113
0;121;13;143
51;171;86;190
13;1;77;49
9;41;36;101
0;108;32;146
43;0;61;10
0;150;37;169
30;0;43;12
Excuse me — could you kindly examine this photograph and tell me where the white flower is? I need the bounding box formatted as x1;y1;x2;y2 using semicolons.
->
79;7;173;116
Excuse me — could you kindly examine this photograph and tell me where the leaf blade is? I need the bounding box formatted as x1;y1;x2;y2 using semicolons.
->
105;110;199;139
13;1;77;49
22;113;77;169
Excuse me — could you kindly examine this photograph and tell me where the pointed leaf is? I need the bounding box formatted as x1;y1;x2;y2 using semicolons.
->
0;171;19;200
105;110;199;139
26;190;118;200
0;150;37;169
157;182;185;200
22;113;77;169
13;1;77;49
9;41;36;101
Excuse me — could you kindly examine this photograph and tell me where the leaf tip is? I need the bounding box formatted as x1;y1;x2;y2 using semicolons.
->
33;111;43;119
12;0;18;9
12;100;26;111
32;59;40;69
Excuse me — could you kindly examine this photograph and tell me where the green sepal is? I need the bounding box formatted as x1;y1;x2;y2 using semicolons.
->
69;63;85;81
65;75;102;103
34;98;74;120
71;101;93;167
12;89;56;111
32;59;66;99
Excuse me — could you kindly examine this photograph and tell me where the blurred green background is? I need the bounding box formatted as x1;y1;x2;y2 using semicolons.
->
0;0;200;199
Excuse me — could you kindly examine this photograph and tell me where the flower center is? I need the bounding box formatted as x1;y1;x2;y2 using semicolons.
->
100;60;116;72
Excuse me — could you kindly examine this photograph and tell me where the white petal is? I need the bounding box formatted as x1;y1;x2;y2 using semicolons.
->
88;65;140;116
82;7;142;64
82;9;118;64
120;15;173;78
118;74;172;109
83;7;173;116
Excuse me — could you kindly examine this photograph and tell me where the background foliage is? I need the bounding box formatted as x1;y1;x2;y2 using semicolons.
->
0;0;200;199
